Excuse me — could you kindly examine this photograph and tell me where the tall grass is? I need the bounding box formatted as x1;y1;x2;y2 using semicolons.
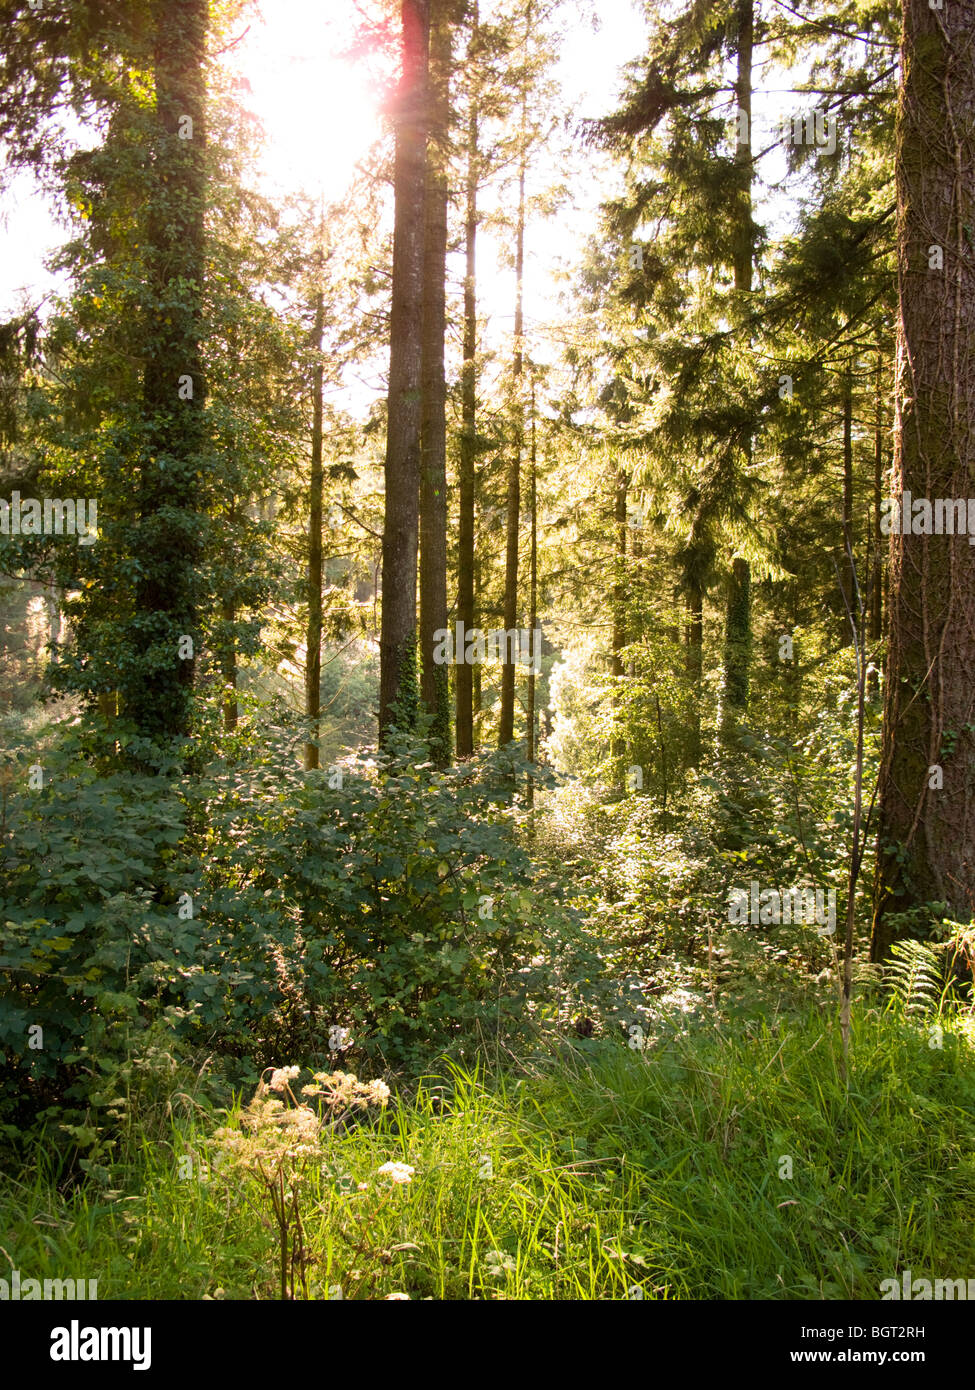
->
2;1006;973;1300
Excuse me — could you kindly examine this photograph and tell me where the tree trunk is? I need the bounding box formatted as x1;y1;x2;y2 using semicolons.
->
305;289;325;769
128;0;208;743
526;380;538;808
871;0;975;959
419;3;451;763
379;0;430;743
867;346;885;698
611;462;628;777
733;0;753;296
721;0;754;738
498;153;526;747
839;360;856;639
499;9;531;749
722;555;751;711
220;495;239;735
473;546;482;733
686;583;703;768
870;345;885;646
45;579;61;662
456;9;479;759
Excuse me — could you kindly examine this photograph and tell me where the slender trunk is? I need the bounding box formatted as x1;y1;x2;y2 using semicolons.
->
527;378;538;808
473;547;482;735
305;289;325;769
840;361;855;641
841;582;868;1072
722;556;751;710
870;346;885;649
45;580;61;661
419;4;451;763
686;583;703;767
721;0;754;737
498;147;526;747
611;467;627;677
733;0;753;295
456;18;479;759
611;463;627;777
379;0;430;743
785;581;801;729
871;0;975;959
655;690;668;819
499;11;530;749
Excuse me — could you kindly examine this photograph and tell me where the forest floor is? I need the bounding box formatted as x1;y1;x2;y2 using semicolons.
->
3;707;974;1299
4;1000;973;1300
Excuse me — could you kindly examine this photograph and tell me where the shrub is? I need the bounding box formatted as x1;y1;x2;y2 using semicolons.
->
1;721;589;1143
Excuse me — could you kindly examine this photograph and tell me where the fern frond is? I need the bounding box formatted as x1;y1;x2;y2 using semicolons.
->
886;938;942;1014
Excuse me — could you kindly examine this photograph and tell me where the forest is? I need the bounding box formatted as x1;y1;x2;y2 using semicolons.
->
0;0;973;1328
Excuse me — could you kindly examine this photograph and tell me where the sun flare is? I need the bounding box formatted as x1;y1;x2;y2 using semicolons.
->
227;1;386;201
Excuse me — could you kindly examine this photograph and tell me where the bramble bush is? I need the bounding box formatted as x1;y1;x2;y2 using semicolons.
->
1;719;593;1150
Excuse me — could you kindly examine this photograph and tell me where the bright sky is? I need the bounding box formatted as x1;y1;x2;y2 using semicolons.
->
225;3;387;205
0;169;67;317
0;1;820;379
0;1;647;326
225;0;649;398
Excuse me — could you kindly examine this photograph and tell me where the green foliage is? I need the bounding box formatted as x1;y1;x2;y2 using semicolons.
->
0;734;198;1136
3;1009;974;1300
0;0;965;1310
1;720;592;1140
885;939;945;1016
532;670;883;1042
885;926;974;1016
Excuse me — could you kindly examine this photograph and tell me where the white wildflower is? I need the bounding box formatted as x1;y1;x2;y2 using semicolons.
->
268;1065;301;1093
377;1161;415;1185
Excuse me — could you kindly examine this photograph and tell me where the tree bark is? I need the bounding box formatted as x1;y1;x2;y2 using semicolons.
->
379;0;430;743
611;462;628;776
305;288;325;768
419;2;451;763
840;360;855;638
473;546;482;731
499;6;531;749
721;0;754;737
870;344;885;647
686;582;704;768
455;7;479;759
871;0;975;958
722;555;751;711
526;380;538;808
220;592;238;733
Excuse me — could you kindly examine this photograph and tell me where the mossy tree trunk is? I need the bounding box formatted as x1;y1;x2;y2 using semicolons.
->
127;0;208;743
